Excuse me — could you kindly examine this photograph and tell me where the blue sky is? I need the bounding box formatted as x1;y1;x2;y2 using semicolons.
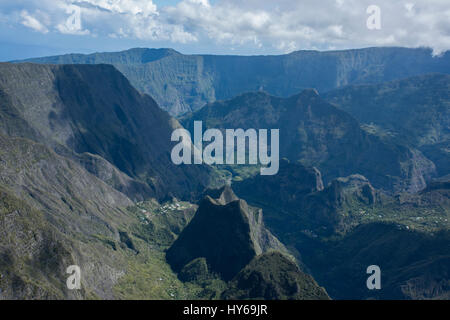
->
0;0;449;61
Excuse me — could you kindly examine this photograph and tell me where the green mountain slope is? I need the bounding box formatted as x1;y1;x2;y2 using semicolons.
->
0;133;226;300
0;134;133;232
0;133;135;299
0;185;76;299
420;141;450;177
18;47;450;115
233;159;376;236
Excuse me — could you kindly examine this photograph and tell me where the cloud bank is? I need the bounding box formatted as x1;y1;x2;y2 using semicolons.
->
1;0;449;54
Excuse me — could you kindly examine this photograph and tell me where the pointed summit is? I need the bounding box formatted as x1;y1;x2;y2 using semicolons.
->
166;187;286;281
203;185;239;205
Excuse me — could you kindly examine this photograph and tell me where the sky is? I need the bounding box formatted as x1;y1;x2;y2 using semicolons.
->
0;0;449;61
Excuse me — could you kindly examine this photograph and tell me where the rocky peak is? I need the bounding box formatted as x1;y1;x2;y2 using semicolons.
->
202;185;239;205
166;187;286;281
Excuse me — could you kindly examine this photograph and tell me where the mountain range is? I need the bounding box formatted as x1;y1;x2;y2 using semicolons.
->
0;46;449;300
18;47;450;115
182;89;436;193
0;62;216;299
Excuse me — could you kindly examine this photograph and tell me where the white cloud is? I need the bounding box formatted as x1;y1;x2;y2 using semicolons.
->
20;10;49;33
4;0;450;54
75;0;158;16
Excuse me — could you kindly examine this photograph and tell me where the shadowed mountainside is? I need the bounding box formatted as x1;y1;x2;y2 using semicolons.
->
232;159;449;299
0;62;215;201
324;73;450;147
324;73;450;177
222;252;330;300
295;223;450;300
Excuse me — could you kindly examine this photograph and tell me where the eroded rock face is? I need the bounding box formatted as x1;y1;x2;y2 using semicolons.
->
166;187;286;281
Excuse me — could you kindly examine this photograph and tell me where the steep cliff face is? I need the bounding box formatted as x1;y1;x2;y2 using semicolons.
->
0;62;215;201
19;47;450;115
166;186;286;281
